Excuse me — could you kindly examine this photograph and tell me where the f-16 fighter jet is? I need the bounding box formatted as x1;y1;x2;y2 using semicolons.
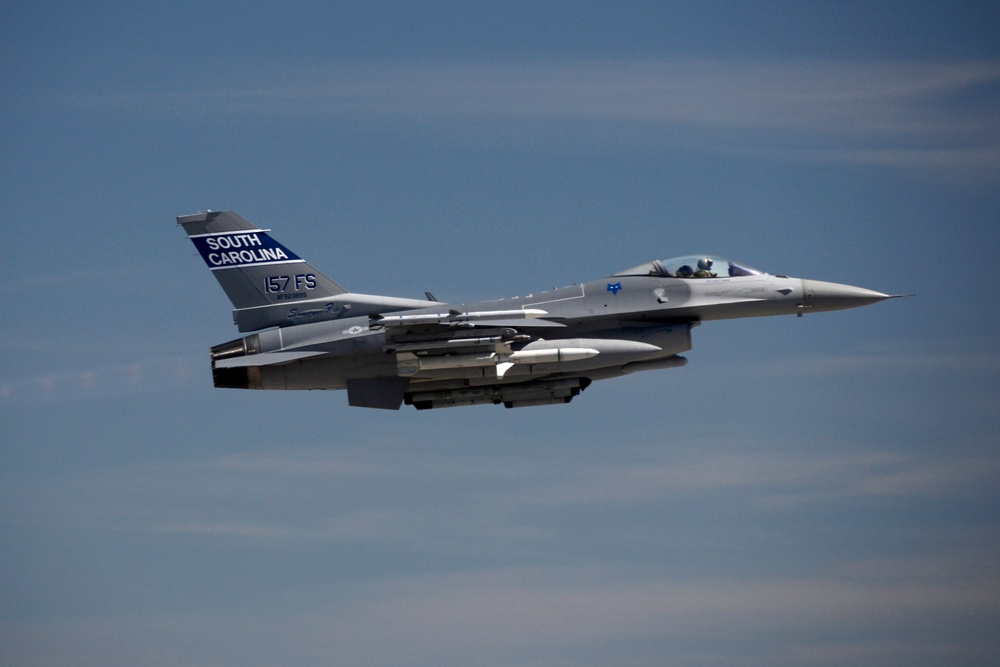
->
179;211;903;410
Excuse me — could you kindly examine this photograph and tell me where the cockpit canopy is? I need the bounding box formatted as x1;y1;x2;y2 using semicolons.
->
614;255;764;279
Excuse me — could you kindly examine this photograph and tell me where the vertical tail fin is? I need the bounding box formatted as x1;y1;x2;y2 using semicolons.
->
178;211;349;331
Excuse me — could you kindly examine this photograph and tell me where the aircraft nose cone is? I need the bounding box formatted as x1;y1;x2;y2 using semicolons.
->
800;279;893;312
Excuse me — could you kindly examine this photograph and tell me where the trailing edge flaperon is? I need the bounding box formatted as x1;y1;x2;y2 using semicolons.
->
178;211;904;410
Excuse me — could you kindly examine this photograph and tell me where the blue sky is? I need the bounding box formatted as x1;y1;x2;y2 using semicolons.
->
2;2;999;665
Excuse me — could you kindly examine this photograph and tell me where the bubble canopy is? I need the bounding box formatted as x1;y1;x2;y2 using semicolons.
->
614;255;764;279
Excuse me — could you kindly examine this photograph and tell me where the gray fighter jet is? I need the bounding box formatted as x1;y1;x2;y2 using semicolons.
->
179;211;903;410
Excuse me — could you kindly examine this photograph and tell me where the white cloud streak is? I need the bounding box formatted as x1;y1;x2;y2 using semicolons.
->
4;565;997;667
77;58;1000;181
5;439;998;666
8;442;995;540
740;335;1000;379
0;354;203;404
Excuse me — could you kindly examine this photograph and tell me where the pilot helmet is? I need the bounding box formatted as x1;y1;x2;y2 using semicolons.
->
698;257;713;270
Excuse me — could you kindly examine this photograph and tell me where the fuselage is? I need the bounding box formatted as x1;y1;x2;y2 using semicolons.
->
211;268;888;399
178;212;898;409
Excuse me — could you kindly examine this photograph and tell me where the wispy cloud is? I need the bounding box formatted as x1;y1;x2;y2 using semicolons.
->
743;336;1000;378
337;566;1000;659
8;441;994;541
7;563;994;667
0;354;203;405
6;440;998;665
518;446;1000;510
75;58;1000;181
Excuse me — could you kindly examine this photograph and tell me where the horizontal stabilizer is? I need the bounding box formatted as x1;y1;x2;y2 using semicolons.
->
213;349;326;369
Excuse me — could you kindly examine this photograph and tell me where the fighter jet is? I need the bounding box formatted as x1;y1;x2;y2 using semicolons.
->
179;211;903;410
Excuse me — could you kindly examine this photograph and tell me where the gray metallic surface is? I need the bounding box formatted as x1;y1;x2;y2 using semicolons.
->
180;211;902;409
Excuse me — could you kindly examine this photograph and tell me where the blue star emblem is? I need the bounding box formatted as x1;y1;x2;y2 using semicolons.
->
607;282;622;295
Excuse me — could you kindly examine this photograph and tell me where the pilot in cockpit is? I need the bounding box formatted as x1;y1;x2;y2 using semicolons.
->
693;258;717;278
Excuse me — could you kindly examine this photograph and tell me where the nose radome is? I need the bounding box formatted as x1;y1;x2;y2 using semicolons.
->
800;279;894;312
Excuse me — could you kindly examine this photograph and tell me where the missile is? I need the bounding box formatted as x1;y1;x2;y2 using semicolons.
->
496;346;600;378
462;308;548;320
507;347;600;364
371;308;548;328
390;335;517;353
